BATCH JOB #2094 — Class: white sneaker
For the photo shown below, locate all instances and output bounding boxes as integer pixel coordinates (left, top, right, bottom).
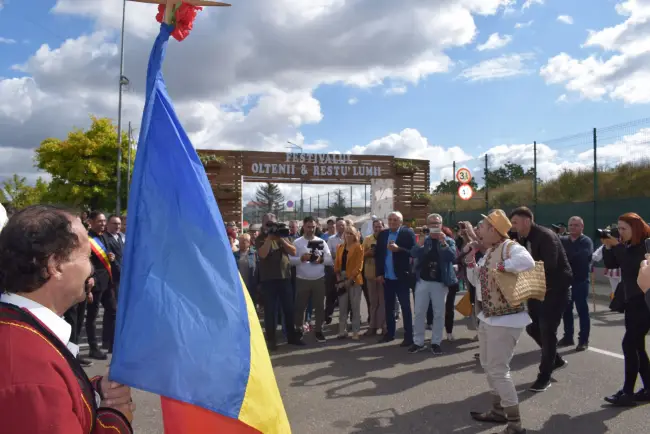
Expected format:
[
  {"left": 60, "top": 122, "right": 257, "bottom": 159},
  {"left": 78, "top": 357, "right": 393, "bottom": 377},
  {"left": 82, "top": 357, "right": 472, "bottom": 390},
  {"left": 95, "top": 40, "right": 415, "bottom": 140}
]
[{"left": 446, "top": 332, "right": 455, "bottom": 342}]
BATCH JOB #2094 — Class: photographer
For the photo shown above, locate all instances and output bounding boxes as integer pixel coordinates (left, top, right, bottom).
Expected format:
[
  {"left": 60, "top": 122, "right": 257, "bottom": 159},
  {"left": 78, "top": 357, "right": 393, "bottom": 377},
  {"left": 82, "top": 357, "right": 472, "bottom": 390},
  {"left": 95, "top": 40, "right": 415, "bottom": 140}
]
[
  {"left": 602, "top": 212, "right": 650, "bottom": 406},
  {"left": 255, "top": 213, "right": 302, "bottom": 350},
  {"left": 289, "top": 216, "right": 333, "bottom": 343},
  {"left": 409, "top": 214, "right": 458, "bottom": 355}
]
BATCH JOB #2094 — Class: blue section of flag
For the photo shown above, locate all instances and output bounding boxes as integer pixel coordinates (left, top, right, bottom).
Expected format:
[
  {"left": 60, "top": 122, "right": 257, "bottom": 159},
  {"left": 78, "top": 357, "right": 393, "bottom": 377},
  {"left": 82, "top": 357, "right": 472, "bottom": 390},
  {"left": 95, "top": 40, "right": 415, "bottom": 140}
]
[{"left": 110, "top": 23, "right": 251, "bottom": 419}]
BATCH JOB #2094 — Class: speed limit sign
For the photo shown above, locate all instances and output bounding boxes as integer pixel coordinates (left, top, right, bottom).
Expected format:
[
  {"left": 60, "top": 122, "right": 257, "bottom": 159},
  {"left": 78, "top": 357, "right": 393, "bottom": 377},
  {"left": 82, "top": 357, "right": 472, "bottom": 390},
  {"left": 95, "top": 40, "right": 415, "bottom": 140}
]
[
  {"left": 456, "top": 167, "right": 472, "bottom": 184},
  {"left": 458, "top": 184, "right": 474, "bottom": 201}
]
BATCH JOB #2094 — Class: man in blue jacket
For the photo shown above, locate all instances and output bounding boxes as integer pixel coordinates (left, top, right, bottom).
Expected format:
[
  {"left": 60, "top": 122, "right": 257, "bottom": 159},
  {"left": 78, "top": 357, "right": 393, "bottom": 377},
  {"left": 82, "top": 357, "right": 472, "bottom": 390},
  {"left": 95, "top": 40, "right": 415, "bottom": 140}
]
[
  {"left": 375, "top": 211, "right": 417, "bottom": 346},
  {"left": 559, "top": 216, "right": 594, "bottom": 352},
  {"left": 409, "top": 213, "right": 458, "bottom": 355}
]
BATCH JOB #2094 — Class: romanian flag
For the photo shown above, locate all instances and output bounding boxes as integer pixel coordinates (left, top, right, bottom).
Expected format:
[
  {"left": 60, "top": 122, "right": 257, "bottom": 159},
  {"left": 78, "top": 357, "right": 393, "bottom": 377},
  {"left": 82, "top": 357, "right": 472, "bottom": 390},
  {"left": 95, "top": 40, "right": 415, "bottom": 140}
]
[{"left": 110, "top": 23, "right": 290, "bottom": 433}]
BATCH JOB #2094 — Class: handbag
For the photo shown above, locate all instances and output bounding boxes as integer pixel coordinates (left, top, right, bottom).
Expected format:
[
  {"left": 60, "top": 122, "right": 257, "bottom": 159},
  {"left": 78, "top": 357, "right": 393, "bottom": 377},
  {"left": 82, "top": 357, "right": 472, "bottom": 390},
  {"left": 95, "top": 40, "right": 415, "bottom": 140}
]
[
  {"left": 455, "top": 291, "right": 473, "bottom": 317},
  {"left": 488, "top": 240, "right": 546, "bottom": 306}
]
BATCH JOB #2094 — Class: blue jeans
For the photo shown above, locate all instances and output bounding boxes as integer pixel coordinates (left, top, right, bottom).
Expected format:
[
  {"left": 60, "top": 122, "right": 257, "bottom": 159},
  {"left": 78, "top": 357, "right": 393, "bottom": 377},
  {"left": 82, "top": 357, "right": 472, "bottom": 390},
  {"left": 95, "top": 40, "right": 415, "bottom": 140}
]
[
  {"left": 414, "top": 280, "right": 448, "bottom": 346},
  {"left": 563, "top": 280, "right": 590, "bottom": 344},
  {"left": 384, "top": 278, "right": 413, "bottom": 342},
  {"left": 305, "top": 296, "right": 313, "bottom": 323},
  {"left": 264, "top": 279, "right": 296, "bottom": 342}
]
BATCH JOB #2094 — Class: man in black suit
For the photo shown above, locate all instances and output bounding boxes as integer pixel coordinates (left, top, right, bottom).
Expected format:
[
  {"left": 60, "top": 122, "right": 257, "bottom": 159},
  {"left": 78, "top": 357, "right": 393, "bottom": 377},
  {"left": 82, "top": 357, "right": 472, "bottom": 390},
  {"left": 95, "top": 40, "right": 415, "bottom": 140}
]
[
  {"left": 510, "top": 207, "right": 573, "bottom": 393},
  {"left": 375, "top": 211, "right": 417, "bottom": 346},
  {"left": 86, "top": 211, "right": 117, "bottom": 360},
  {"left": 105, "top": 215, "right": 124, "bottom": 294},
  {"left": 103, "top": 215, "right": 124, "bottom": 352}
]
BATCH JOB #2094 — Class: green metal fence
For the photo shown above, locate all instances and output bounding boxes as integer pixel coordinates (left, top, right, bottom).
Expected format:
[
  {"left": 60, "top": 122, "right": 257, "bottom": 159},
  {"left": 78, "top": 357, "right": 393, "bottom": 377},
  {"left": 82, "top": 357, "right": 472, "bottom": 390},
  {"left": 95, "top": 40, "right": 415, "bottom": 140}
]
[{"left": 437, "top": 117, "right": 650, "bottom": 234}]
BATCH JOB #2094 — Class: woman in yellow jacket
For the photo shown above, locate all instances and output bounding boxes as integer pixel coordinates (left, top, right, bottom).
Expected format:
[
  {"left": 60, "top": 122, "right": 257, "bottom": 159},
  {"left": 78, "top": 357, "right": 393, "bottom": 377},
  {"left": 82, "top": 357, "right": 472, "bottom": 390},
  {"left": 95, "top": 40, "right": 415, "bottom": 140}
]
[{"left": 334, "top": 226, "right": 364, "bottom": 340}]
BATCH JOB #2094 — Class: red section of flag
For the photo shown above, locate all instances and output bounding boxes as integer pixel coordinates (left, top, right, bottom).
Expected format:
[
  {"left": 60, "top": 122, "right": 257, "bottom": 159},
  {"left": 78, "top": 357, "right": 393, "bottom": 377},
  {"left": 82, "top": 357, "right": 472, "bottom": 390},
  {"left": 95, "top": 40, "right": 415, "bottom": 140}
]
[{"left": 161, "top": 397, "right": 262, "bottom": 434}]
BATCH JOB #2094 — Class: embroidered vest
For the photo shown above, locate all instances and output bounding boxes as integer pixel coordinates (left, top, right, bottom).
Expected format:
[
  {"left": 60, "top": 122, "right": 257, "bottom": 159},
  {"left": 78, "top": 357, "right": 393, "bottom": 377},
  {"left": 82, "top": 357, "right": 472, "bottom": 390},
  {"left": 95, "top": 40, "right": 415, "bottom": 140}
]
[
  {"left": 478, "top": 241, "right": 526, "bottom": 318},
  {"left": 0, "top": 303, "right": 98, "bottom": 428}
]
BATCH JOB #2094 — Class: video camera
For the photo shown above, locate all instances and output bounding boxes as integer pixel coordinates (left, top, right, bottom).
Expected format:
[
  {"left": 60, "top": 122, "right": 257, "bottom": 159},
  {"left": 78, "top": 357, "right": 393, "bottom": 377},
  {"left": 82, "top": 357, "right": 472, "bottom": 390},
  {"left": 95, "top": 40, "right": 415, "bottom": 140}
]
[
  {"left": 597, "top": 226, "right": 619, "bottom": 239},
  {"left": 266, "top": 221, "right": 291, "bottom": 238},
  {"left": 307, "top": 240, "right": 325, "bottom": 262}
]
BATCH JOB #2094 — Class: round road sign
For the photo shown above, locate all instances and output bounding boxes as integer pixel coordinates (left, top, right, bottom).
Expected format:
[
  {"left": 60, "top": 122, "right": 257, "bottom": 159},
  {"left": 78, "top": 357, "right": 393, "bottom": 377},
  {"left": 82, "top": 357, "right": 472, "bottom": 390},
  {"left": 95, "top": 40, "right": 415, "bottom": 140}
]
[
  {"left": 458, "top": 184, "right": 474, "bottom": 201},
  {"left": 287, "top": 200, "right": 294, "bottom": 208},
  {"left": 456, "top": 167, "right": 472, "bottom": 184}
]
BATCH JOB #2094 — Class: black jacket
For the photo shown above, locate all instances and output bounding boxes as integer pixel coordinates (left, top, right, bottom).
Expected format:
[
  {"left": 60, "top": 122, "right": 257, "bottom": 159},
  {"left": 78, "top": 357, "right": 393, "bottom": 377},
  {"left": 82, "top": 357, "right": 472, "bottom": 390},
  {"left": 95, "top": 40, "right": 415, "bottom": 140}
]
[
  {"left": 518, "top": 224, "right": 573, "bottom": 296},
  {"left": 105, "top": 232, "right": 124, "bottom": 285},
  {"left": 603, "top": 241, "right": 647, "bottom": 302},
  {"left": 374, "top": 226, "right": 416, "bottom": 280}
]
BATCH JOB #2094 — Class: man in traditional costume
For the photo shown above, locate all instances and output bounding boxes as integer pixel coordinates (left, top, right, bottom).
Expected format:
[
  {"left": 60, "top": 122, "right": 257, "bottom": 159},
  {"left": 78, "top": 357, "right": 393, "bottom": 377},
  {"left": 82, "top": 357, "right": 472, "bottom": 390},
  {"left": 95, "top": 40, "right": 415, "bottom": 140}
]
[
  {"left": 0, "top": 205, "right": 134, "bottom": 433},
  {"left": 463, "top": 210, "right": 535, "bottom": 434}
]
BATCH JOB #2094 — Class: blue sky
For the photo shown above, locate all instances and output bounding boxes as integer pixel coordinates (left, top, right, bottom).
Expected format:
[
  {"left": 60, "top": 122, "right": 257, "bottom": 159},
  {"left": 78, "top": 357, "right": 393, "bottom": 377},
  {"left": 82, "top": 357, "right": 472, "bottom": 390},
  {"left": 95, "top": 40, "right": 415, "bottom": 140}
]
[{"left": 1, "top": 0, "right": 649, "bottom": 205}]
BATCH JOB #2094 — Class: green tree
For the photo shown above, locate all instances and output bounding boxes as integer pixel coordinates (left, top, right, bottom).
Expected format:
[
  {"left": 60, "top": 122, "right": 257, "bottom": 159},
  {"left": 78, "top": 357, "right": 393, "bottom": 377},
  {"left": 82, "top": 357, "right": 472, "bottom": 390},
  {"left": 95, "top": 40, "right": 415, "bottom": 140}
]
[
  {"left": 484, "top": 161, "right": 535, "bottom": 190},
  {"left": 434, "top": 178, "right": 479, "bottom": 194},
  {"left": 0, "top": 174, "right": 49, "bottom": 209},
  {"left": 34, "top": 116, "right": 130, "bottom": 211},
  {"left": 327, "top": 189, "right": 350, "bottom": 216},
  {"left": 255, "top": 182, "right": 284, "bottom": 214}
]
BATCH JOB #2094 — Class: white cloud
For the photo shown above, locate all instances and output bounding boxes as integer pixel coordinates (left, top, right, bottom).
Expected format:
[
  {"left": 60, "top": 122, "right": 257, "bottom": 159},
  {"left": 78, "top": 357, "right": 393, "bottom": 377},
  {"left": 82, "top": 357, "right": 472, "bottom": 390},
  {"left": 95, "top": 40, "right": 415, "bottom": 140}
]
[
  {"left": 349, "top": 128, "right": 472, "bottom": 174},
  {"left": 540, "top": 0, "right": 650, "bottom": 103},
  {"left": 556, "top": 94, "right": 568, "bottom": 103},
  {"left": 0, "top": 0, "right": 515, "bottom": 170},
  {"left": 557, "top": 15, "right": 574, "bottom": 25},
  {"left": 0, "top": 37, "right": 15, "bottom": 44},
  {"left": 348, "top": 97, "right": 358, "bottom": 105},
  {"left": 515, "top": 20, "right": 534, "bottom": 29},
  {"left": 385, "top": 85, "right": 407, "bottom": 95},
  {"left": 522, "top": 0, "right": 544, "bottom": 10},
  {"left": 477, "top": 33, "right": 513, "bottom": 51},
  {"left": 577, "top": 127, "right": 650, "bottom": 166},
  {"left": 0, "top": 148, "right": 50, "bottom": 185},
  {"left": 459, "top": 53, "right": 534, "bottom": 81}
]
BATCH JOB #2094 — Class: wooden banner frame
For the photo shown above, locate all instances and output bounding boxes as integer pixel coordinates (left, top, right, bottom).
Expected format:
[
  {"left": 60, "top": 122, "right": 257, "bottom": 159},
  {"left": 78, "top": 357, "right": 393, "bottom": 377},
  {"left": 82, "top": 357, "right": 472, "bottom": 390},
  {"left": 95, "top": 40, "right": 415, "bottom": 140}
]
[{"left": 197, "top": 149, "right": 430, "bottom": 226}]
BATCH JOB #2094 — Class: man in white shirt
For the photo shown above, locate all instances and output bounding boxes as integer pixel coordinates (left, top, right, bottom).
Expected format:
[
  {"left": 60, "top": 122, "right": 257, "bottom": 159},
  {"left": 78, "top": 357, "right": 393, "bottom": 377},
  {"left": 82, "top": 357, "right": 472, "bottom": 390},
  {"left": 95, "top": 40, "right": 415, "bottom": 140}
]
[
  {"left": 290, "top": 216, "right": 333, "bottom": 342},
  {"left": 463, "top": 210, "right": 534, "bottom": 434}
]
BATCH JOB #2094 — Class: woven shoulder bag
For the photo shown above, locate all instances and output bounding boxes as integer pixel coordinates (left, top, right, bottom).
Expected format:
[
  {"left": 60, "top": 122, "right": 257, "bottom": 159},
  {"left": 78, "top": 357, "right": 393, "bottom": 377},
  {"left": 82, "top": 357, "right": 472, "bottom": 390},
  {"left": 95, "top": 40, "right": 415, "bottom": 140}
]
[{"left": 488, "top": 240, "right": 546, "bottom": 306}]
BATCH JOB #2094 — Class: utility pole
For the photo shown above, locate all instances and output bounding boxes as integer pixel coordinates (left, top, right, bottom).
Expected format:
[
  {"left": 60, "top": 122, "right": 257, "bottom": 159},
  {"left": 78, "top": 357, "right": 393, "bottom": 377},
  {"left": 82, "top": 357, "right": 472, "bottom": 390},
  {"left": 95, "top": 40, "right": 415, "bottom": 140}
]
[
  {"left": 115, "top": 0, "right": 129, "bottom": 216},
  {"left": 126, "top": 122, "right": 132, "bottom": 207}
]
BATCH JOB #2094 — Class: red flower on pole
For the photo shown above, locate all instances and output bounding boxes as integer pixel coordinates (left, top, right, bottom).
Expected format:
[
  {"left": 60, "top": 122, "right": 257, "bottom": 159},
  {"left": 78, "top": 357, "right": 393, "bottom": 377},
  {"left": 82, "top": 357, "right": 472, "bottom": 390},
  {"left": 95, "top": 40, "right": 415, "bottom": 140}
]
[{"left": 154, "top": 2, "right": 202, "bottom": 42}]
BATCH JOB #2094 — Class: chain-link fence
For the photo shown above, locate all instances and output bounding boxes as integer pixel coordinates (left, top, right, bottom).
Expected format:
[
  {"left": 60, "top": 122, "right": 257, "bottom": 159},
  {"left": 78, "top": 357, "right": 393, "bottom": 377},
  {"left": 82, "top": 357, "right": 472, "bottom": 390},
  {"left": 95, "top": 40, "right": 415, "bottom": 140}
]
[
  {"left": 440, "top": 117, "right": 650, "bottom": 237},
  {"left": 243, "top": 184, "right": 372, "bottom": 224}
]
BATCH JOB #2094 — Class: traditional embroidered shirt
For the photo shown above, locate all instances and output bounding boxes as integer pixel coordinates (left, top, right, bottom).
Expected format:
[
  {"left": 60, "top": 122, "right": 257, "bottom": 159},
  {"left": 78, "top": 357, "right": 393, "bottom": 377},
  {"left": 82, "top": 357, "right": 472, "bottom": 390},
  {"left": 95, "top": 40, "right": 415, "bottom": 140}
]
[{"left": 466, "top": 240, "right": 534, "bottom": 328}]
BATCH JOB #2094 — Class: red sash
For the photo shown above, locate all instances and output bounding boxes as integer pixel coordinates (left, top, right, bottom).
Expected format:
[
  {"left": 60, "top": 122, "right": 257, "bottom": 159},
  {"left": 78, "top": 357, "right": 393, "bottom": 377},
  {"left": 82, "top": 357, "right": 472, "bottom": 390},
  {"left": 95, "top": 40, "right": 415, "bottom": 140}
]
[{"left": 89, "top": 236, "right": 112, "bottom": 281}]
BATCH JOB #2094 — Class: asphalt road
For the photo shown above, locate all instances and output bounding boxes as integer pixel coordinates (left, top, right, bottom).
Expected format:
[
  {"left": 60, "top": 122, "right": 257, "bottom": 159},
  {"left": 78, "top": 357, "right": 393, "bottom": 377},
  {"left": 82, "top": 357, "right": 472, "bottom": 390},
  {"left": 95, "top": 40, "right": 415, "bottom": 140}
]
[{"left": 85, "top": 295, "right": 649, "bottom": 434}]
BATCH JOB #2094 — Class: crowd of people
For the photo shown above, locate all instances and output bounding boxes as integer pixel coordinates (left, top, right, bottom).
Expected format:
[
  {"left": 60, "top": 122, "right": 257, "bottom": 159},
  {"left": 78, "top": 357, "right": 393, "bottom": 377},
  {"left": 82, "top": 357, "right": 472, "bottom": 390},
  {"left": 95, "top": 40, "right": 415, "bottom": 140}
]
[
  {"left": 1, "top": 202, "right": 650, "bottom": 433},
  {"left": 231, "top": 207, "right": 650, "bottom": 434}
]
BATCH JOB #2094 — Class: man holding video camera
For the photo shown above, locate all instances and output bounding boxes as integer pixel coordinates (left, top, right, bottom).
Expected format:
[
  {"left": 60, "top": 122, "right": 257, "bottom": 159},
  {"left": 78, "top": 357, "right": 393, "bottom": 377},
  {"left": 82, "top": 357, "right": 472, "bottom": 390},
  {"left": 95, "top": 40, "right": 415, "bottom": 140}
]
[
  {"left": 256, "top": 213, "right": 302, "bottom": 350},
  {"left": 290, "top": 216, "right": 333, "bottom": 343}
]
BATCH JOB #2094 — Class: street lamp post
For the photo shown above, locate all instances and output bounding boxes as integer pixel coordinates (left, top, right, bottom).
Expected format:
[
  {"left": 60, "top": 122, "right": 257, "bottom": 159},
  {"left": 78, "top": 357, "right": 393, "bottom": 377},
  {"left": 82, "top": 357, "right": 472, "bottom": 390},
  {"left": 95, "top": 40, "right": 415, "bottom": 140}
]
[
  {"left": 286, "top": 141, "right": 303, "bottom": 220},
  {"left": 116, "top": 0, "right": 129, "bottom": 216}
]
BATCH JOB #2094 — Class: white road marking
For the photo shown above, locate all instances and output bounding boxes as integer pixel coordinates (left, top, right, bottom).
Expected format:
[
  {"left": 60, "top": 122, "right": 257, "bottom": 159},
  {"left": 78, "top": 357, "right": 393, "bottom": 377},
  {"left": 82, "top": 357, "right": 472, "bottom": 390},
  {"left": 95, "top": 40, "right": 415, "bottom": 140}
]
[{"left": 588, "top": 346, "right": 625, "bottom": 360}]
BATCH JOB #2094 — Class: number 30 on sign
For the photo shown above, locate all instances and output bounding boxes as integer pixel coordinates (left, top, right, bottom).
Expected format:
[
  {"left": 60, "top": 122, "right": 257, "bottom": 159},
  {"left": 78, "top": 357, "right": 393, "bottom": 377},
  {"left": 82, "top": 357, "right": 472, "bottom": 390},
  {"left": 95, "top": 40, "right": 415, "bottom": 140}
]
[
  {"left": 456, "top": 167, "right": 472, "bottom": 184},
  {"left": 458, "top": 184, "right": 474, "bottom": 201}
]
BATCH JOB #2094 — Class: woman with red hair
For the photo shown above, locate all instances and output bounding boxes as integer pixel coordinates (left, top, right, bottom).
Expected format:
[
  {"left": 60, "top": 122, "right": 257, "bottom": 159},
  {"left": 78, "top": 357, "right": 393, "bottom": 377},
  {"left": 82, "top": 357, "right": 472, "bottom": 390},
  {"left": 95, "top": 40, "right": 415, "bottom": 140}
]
[{"left": 602, "top": 212, "right": 650, "bottom": 406}]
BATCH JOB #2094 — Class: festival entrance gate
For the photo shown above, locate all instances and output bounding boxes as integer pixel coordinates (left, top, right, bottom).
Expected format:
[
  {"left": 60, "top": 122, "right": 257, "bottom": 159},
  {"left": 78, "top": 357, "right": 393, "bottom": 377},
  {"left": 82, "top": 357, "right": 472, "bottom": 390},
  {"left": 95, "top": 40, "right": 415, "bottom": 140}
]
[{"left": 197, "top": 150, "right": 430, "bottom": 227}]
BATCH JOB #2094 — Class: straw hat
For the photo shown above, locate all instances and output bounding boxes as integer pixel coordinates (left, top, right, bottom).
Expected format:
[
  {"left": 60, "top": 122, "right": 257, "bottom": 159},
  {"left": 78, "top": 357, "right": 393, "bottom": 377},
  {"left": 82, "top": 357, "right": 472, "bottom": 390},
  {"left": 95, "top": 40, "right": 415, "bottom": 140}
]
[{"left": 481, "top": 209, "right": 512, "bottom": 238}]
